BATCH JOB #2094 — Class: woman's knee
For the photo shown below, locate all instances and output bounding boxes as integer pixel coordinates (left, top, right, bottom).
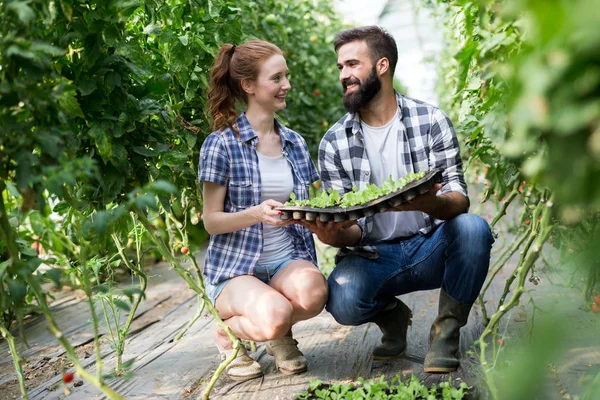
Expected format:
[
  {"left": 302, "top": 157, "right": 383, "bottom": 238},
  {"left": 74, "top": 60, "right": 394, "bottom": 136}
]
[
  {"left": 260, "top": 300, "right": 294, "bottom": 340},
  {"left": 291, "top": 273, "right": 328, "bottom": 316}
]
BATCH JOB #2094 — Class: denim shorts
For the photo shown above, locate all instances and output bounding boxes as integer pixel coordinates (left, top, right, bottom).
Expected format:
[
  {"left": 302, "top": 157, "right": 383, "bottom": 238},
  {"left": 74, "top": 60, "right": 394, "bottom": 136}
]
[{"left": 205, "top": 256, "right": 295, "bottom": 306}]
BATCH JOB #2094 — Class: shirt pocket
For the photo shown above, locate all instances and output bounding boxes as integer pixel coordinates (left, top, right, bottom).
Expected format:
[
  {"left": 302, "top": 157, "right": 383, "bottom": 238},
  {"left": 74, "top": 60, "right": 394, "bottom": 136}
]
[{"left": 228, "top": 178, "right": 253, "bottom": 210}]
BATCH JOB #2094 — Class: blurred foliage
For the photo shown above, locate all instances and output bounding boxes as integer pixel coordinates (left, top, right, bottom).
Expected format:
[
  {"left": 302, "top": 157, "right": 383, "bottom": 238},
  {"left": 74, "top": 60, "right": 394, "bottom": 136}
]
[{"left": 430, "top": 0, "right": 600, "bottom": 398}]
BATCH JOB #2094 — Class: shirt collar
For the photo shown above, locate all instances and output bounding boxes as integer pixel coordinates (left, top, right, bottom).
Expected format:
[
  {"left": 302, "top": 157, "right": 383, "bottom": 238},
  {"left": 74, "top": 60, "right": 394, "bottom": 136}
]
[
  {"left": 346, "top": 91, "right": 404, "bottom": 136},
  {"left": 235, "top": 112, "right": 294, "bottom": 147}
]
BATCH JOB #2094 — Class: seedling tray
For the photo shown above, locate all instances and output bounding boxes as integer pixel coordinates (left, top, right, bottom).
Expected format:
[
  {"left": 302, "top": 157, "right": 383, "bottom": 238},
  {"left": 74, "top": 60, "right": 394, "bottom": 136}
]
[{"left": 277, "top": 168, "right": 443, "bottom": 222}]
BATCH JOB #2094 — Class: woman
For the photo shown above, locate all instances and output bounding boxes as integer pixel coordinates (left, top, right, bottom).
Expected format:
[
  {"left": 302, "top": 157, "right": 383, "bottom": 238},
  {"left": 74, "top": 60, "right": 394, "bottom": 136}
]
[{"left": 198, "top": 41, "right": 328, "bottom": 381}]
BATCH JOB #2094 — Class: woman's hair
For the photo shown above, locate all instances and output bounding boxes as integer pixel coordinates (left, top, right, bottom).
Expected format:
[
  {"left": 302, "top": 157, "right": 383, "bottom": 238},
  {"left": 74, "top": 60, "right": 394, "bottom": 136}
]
[{"left": 207, "top": 40, "right": 283, "bottom": 133}]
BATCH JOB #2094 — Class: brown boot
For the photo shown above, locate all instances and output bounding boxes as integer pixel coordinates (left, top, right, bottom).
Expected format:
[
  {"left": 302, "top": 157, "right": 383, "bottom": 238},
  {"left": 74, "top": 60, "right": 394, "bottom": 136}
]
[
  {"left": 266, "top": 336, "right": 307, "bottom": 374},
  {"left": 423, "top": 290, "right": 472, "bottom": 373},
  {"left": 372, "top": 298, "right": 413, "bottom": 360}
]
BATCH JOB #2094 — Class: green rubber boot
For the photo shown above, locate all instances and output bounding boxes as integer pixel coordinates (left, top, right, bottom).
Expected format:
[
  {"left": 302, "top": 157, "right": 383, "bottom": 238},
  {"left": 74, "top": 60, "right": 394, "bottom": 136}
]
[
  {"left": 423, "top": 290, "right": 472, "bottom": 373},
  {"left": 372, "top": 298, "right": 413, "bottom": 360}
]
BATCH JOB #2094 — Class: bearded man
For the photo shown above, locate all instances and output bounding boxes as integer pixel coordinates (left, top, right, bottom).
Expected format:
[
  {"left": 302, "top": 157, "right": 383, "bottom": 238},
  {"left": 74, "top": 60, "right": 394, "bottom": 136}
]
[{"left": 300, "top": 26, "right": 494, "bottom": 373}]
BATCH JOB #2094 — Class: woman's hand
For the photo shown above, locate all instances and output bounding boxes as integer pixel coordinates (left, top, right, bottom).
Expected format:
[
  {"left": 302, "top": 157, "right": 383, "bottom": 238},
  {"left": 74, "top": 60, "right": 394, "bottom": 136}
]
[{"left": 245, "top": 199, "right": 293, "bottom": 227}]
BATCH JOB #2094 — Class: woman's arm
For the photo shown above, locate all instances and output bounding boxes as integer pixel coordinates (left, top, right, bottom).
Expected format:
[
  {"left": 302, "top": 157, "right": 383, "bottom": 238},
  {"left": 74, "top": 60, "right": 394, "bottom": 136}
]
[{"left": 202, "top": 181, "right": 292, "bottom": 235}]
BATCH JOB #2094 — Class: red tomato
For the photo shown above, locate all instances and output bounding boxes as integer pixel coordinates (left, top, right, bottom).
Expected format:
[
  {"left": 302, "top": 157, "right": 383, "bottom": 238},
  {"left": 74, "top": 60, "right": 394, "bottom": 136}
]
[
  {"left": 181, "top": 247, "right": 189, "bottom": 255},
  {"left": 63, "top": 372, "right": 74, "bottom": 383}
]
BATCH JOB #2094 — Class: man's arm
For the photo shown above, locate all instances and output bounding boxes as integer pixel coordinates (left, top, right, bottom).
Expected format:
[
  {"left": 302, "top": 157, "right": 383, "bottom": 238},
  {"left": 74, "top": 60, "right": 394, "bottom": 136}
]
[{"left": 299, "top": 219, "right": 361, "bottom": 248}]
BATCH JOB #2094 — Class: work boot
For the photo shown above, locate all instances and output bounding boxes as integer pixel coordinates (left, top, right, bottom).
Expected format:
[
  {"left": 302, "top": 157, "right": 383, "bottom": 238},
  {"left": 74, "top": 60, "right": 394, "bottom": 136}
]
[
  {"left": 219, "top": 346, "right": 263, "bottom": 381},
  {"left": 266, "top": 336, "right": 308, "bottom": 374},
  {"left": 424, "top": 290, "right": 472, "bottom": 373},
  {"left": 372, "top": 298, "right": 413, "bottom": 360}
]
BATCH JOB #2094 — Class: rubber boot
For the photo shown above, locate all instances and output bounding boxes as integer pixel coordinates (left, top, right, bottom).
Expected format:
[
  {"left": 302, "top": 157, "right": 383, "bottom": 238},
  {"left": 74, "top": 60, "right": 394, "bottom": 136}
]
[
  {"left": 423, "top": 290, "right": 472, "bottom": 373},
  {"left": 372, "top": 298, "right": 413, "bottom": 360}
]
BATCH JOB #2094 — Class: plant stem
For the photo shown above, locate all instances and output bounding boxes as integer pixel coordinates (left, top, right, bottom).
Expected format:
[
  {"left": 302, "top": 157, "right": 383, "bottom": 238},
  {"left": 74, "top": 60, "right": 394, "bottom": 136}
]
[
  {"left": 489, "top": 183, "right": 519, "bottom": 228},
  {"left": 111, "top": 233, "right": 148, "bottom": 374},
  {"left": 202, "top": 346, "right": 240, "bottom": 400},
  {"left": 26, "top": 276, "right": 125, "bottom": 399},
  {"left": 0, "top": 323, "right": 28, "bottom": 400},
  {"left": 133, "top": 207, "right": 240, "bottom": 397},
  {"left": 174, "top": 296, "right": 205, "bottom": 341},
  {"left": 479, "top": 192, "right": 554, "bottom": 400},
  {"left": 79, "top": 267, "right": 104, "bottom": 382}
]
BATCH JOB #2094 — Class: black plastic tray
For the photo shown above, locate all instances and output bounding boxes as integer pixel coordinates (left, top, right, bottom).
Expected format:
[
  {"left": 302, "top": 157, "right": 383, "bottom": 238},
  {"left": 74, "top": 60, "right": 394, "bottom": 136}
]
[{"left": 276, "top": 168, "right": 443, "bottom": 222}]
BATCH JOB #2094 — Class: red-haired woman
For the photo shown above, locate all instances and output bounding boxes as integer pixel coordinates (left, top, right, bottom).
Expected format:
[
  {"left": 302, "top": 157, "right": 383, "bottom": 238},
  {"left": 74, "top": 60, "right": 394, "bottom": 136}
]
[{"left": 198, "top": 41, "right": 328, "bottom": 381}]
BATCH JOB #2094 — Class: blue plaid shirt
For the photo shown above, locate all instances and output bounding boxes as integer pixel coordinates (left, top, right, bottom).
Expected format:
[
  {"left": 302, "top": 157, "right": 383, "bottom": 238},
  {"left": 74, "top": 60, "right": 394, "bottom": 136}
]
[
  {"left": 198, "top": 113, "right": 319, "bottom": 285},
  {"left": 318, "top": 92, "right": 468, "bottom": 259}
]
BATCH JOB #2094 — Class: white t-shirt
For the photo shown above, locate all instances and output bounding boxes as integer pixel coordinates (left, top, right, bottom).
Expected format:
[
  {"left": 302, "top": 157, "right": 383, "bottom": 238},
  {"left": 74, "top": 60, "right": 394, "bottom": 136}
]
[
  {"left": 256, "top": 151, "right": 294, "bottom": 262},
  {"left": 361, "top": 110, "right": 426, "bottom": 241}
]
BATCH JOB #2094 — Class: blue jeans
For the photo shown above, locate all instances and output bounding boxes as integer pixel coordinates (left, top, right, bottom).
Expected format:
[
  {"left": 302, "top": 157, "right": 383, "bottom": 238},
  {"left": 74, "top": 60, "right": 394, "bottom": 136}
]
[{"left": 326, "top": 214, "right": 494, "bottom": 326}]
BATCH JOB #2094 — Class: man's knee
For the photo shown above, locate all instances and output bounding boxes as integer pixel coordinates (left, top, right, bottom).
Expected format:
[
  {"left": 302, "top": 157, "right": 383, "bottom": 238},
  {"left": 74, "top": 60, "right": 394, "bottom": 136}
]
[
  {"left": 449, "top": 213, "right": 494, "bottom": 251},
  {"left": 326, "top": 270, "right": 373, "bottom": 326}
]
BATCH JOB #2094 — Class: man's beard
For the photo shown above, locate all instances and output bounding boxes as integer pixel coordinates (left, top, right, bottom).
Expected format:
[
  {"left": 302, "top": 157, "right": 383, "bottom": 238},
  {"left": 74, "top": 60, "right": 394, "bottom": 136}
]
[{"left": 342, "top": 66, "right": 382, "bottom": 113}]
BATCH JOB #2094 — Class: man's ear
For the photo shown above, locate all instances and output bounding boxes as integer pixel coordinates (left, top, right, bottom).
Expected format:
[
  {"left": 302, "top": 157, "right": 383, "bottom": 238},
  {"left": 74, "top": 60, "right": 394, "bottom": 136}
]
[
  {"left": 377, "top": 58, "right": 390, "bottom": 77},
  {"left": 241, "top": 79, "right": 254, "bottom": 95}
]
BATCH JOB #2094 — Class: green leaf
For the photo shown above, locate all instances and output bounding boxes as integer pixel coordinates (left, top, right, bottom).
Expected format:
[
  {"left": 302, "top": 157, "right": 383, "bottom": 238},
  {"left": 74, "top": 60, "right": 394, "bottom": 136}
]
[
  {"left": 8, "top": 280, "right": 27, "bottom": 305},
  {"left": 161, "top": 151, "right": 189, "bottom": 167},
  {"left": 52, "top": 201, "right": 70, "bottom": 214},
  {"left": 133, "top": 146, "right": 157, "bottom": 157},
  {"left": 178, "top": 34, "right": 189, "bottom": 46},
  {"left": 114, "top": 298, "right": 131, "bottom": 311},
  {"left": 151, "top": 180, "right": 178, "bottom": 194},
  {"left": 143, "top": 24, "right": 162, "bottom": 35},
  {"left": 0, "top": 260, "right": 10, "bottom": 279},
  {"left": 122, "top": 287, "right": 145, "bottom": 301},
  {"left": 58, "top": 91, "right": 85, "bottom": 118},
  {"left": 93, "top": 211, "right": 111, "bottom": 238},
  {"left": 105, "top": 71, "right": 122, "bottom": 91},
  {"left": 44, "top": 268, "right": 63, "bottom": 288},
  {"left": 60, "top": 0, "right": 73, "bottom": 21},
  {"left": 79, "top": 79, "right": 98, "bottom": 96},
  {"left": 7, "top": 1, "right": 35, "bottom": 25}
]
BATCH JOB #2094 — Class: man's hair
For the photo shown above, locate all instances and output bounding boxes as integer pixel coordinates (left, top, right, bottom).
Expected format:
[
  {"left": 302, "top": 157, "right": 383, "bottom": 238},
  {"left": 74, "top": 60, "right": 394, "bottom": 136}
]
[{"left": 334, "top": 26, "right": 398, "bottom": 76}]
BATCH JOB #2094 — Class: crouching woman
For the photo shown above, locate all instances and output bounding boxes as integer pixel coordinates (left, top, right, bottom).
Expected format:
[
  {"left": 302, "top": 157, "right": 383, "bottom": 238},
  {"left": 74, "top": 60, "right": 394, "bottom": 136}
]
[{"left": 198, "top": 40, "right": 328, "bottom": 381}]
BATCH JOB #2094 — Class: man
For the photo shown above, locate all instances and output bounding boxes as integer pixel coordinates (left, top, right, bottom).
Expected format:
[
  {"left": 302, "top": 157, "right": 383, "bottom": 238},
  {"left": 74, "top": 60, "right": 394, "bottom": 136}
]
[{"left": 301, "top": 26, "right": 494, "bottom": 373}]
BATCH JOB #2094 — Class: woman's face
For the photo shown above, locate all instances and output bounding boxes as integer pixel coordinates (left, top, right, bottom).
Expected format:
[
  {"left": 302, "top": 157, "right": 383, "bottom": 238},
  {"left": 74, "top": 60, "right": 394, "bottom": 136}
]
[{"left": 247, "top": 54, "right": 291, "bottom": 112}]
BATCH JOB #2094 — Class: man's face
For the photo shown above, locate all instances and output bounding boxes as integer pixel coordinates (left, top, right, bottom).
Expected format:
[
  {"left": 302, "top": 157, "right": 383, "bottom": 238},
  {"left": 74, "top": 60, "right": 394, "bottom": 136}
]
[{"left": 336, "top": 40, "right": 382, "bottom": 113}]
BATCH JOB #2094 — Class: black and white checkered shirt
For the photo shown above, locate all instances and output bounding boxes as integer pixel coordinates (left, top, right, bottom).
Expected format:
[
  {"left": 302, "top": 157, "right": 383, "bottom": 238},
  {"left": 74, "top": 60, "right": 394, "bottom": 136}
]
[{"left": 318, "top": 92, "right": 468, "bottom": 258}]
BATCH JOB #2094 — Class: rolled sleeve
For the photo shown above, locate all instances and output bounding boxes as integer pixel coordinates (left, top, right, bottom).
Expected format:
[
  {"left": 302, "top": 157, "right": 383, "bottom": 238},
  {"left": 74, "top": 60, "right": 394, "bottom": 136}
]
[
  {"left": 429, "top": 109, "right": 468, "bottom": 200},
  {"left": 198, "top": 133, "right": 229, "bottom": 187},
  {"left": 318, "top": 137, "right": 347, "bottom": 193}
]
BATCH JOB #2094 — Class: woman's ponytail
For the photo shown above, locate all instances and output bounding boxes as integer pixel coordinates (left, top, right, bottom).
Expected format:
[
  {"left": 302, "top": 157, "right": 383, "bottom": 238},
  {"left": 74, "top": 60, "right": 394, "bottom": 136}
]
[{"left": 207, "top": 44, "right": 238, "bottom": 133}]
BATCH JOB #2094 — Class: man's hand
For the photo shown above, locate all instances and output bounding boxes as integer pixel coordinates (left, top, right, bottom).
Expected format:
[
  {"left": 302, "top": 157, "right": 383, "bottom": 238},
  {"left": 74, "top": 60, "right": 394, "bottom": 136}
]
[
  {"left": 298, "top": 218, "right": 360, "bottom": 248},
  {"left": 388, "top": 183, "right": 468, "bottom": 220},
  {"left": 388, "top": 183, "right": 442, "bottom": 213}
]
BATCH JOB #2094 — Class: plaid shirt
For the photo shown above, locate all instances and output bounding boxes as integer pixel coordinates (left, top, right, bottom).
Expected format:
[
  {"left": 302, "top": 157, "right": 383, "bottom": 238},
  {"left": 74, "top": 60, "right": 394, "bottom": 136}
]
[
  {"left": 198, "top": 113, "right": 319, "bottom": 285},
  {"left": 318, "top": 92, "right": 468, "bottom": 259}
]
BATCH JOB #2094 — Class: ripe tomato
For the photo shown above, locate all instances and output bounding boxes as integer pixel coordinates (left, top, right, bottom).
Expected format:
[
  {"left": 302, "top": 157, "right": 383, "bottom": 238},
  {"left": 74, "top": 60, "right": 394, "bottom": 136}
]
[
  {"left": 313, "top": 90, "right": 321, "bottom": 96},
  {"left": 497, "top": 338, "right": 504, "bottom": 346},
  {"left": 63, "top": 372, "right": 74, "bottom": 383},
  {"left": 592, "top": 303, "right": 600, "bottom": 314},
  {"left": 181, "top": 247, "right": 189, "bottom": 255},
  {"left": 593, "top": 295, "right": 600, "bottom": 305},
  {"left": 524, "top": 219, "right": 531, "bottom": 225}
]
